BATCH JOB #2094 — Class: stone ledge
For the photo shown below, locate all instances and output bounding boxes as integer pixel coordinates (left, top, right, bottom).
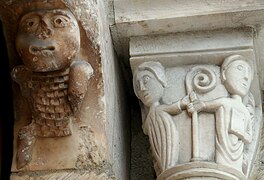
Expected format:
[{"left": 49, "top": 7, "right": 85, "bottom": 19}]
[
  {"left": 10, "top": 170, "right": 115, "bottom": 180},
  {"left": 111, "top": 1, "right": 264, "bottom": 57}
]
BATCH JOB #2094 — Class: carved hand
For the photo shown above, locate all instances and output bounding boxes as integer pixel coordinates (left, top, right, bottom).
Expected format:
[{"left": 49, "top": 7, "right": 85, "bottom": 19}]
[
  {"left": 180, "top": 95, "right": 190, "bottom": 108},
  {"left": 189, "top": 91, "right": 198, "bottom": 102},
  {"left": 187, "top": 101, "right": 205, "bottom": 115}
]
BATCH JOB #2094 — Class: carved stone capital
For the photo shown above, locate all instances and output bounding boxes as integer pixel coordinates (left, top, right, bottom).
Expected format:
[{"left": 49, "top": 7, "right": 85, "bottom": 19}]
[{"left": 130, "top": 29, "right": 262, "bottom": 180}]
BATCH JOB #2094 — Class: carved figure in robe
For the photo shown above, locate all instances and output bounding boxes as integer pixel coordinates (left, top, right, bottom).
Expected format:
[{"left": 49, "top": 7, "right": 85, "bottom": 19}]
[
  {"left": 187, "top": 55, "right": 254, "bottom": 174},
  {"left": 12, "top": 8, "right": 93, "bottom": 169},
  {"left": 133, "top": 61, "right": 189, "bottom": 175}
]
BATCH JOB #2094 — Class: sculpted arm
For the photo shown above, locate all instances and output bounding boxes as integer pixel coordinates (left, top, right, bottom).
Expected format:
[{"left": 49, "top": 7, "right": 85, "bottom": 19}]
[
  {"left": 158, "top": 95, "right": 190, "bottom": 115},
  {"left": 68, "top": 60, "right": 93, "bottom": 112},
  {"left": 187, "top": 98, "right": 225, "bottom": 114},
  {"left": 203, "top": 99, "right": 225, "bottom": 112},
  {"left": 11, "top": 65, "right": 31, "bottom": 97}
]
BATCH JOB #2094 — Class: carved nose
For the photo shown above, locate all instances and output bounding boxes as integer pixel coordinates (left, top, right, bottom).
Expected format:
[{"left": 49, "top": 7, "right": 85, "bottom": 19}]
[
  {"left": 139, "top": 81, "right": 146, "bottom": 91},
  {"left": 35, "top": 20, "right": 53, "bottom": 39},
  {"left": 244, "top": 68, "right": 250, "bottom": 81}
]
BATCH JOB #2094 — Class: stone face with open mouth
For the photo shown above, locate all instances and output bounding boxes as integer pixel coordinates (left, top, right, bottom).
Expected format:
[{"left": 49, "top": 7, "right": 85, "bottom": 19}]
[
  {"left": 16, "top": 9, "right": 80, "bottom": 72},
  {"left": 12, "top": 8, "right": 93, "bottom": 170}
]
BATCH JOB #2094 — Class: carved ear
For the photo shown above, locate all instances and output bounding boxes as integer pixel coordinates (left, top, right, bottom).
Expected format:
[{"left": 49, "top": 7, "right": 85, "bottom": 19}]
[
  {"left": 221, "top": 69, "right": 226, "bottom": 82},
  {"left": 132, "top": 70, "right": 140, "bottom": 98},
  {"left": 251, "top": 71, "right": 254, "bottom": 81}
]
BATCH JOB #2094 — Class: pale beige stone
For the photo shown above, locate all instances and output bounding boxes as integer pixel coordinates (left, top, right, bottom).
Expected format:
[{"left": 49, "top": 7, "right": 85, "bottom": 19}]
[{"left": 131, "top": 29, "right": 262, "bottom": 179}]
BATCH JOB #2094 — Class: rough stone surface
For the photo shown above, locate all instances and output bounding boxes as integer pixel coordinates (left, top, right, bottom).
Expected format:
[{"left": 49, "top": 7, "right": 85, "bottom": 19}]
[
  {"left": 98, "top": 0, "right": 130, "bottom": 179},
  {"left": 10, "top": 170, "right": 116, "bottom": 180},
  {"left": 63, "top": 0, "right": 99, "bottom": 47}
]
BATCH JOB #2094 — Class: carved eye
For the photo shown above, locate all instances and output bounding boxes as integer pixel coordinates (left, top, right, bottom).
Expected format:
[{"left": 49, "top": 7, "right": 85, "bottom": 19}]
[
  {"left": 136, "top": 82, "right": 140, "bottom": 90},
  {"left": 237, "top": 65, "right": 243, "bottom": 71},
  {"left": 53, "top": 15, "right": 70, "bottom": 28},
  {"left": 20, "top": 17, "right": 39, "bottom": 31},
  {"left": 143, "top": 75, "right": 151, "bottom": 84},
  {"left": 27, "top": 21, "right": 34, "bottom": 27}
]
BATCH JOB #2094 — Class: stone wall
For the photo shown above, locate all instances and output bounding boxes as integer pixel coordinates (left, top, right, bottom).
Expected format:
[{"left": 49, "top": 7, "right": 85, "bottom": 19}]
[{"left": 98, "top": 0, "right": 130, "bottom": 179}]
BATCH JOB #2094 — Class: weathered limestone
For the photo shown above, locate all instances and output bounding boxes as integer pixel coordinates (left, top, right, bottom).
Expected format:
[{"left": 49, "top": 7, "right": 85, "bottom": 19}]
[
  {"left": 10, "top": 171, "right": 115, "bottom": 180},
  {"left": 0, "top": 0, "right": 129, "bottom": 179},
  {"left": 97, "top": 0, "right": 130, "bottom": 179},
  {"left": 131, "top": 29, "right": 262, "bottom": 179},
  {"left": 12, "top": 8, "right": 93, "bottom": 169}
]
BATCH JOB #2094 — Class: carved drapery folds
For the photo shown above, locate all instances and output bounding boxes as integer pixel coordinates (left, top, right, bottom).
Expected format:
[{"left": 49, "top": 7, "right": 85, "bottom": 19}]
[{"left": 132, "top": 54, "right": 261, "bottom": 180}]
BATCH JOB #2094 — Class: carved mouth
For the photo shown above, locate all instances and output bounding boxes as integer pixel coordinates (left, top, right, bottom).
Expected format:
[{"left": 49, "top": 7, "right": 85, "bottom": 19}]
[
  {"left": 143, "top": 93, "right": 149, "bottom": 98},
  {"left": 241, "top": 82, "right": 247, "bottom": 87},
  {"left": 29, "top": 45, "right": 55, "bottom": 55}
]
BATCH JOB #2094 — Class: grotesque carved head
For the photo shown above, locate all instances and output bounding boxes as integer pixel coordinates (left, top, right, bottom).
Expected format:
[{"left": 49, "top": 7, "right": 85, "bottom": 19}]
[
  {"left": 16, "top": 9, "right": 80, "bottom": 72},
  {"left": 133, "top": 62, "right": 167, "bottom": 107},
  {"left": 221, "top": 55, "right": 253, "bottom": 97}
]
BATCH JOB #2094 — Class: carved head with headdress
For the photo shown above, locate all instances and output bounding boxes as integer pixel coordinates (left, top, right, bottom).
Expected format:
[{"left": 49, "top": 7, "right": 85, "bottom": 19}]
[
  {"left": 133, "top": 61, "right": 167, "bottom": 107},
  {"left": 221, "top": 55, "right": 253, "bottom": 97}
]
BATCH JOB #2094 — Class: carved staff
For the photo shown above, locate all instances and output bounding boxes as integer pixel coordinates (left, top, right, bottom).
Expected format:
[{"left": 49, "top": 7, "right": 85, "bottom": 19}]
[{"left": 185, "top": 66, "right": 216, "bottom": 161}]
